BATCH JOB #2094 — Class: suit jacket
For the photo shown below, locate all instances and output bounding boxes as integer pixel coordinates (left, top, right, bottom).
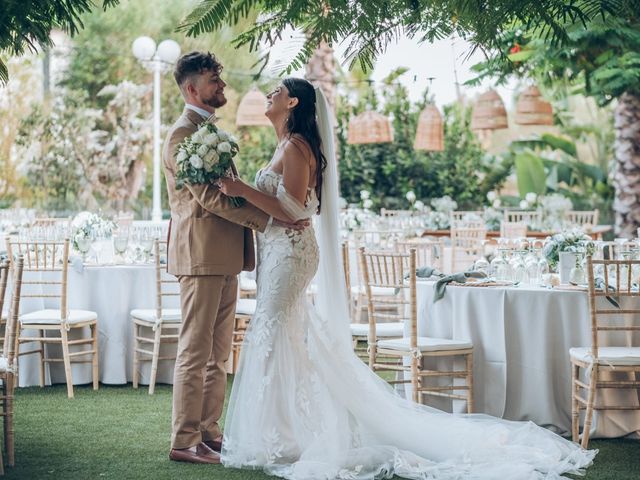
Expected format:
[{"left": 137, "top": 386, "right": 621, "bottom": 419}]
[{"left": 162, "top": 107, "right": 269, "bottom": 276}]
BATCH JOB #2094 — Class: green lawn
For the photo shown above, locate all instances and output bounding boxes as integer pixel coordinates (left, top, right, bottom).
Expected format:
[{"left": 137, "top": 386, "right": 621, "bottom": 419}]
[{"left": 3, "top": 383, "right": 639, "bottom": 479}]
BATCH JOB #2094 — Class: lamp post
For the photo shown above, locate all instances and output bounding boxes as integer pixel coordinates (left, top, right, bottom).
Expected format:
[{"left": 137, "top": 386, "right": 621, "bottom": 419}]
[{"left": 132, "top": 36, "right": 181, "bottom": 222}]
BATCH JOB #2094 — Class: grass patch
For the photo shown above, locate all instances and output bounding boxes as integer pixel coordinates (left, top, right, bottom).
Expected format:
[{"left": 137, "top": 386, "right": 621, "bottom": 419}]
[{"left": 4, "top": 383, "right": 639, "bottom": 479}]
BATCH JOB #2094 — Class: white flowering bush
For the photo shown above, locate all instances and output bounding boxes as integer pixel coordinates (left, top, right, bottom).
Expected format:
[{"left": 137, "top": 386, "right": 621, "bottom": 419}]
[
  {"left": 175, "top": 123, "right": 243, "bottom": 206},
  {"left": 483, "top": 207, "right": 503, "bottom": 231},
  {"left": 71, "top": 211, "right": 114, "bottom": 251},
  {"left": 542, "top": 228, "right": 595, "bottom": 270},
  {"left": 540, "top": 193, "right": 573, "bottom": 230},
  {"left": 340, "top": 208, "right": 375, "bottom": 231},
  {"left": 424, "top": 196, "right": 458, "bottom": 230}
]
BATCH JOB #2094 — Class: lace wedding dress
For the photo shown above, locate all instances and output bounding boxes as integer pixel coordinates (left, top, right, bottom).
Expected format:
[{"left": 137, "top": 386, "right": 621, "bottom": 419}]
[{"left": 221, "top": 90, "right": 596, "bottom": 479}]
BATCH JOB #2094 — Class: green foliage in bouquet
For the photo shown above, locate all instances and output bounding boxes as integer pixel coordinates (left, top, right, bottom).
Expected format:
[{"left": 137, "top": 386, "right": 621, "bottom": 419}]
[{"left": 542, "top": 229, "right": 596, "bottom": 270}]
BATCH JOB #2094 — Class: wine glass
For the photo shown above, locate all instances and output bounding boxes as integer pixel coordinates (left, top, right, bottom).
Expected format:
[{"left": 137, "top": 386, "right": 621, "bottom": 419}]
[
  {"left": 76, "top": 233, "right": 93, "bottom": 262},
  {"left": 112, "top": 229, "right": 129, "bottom": 263}
]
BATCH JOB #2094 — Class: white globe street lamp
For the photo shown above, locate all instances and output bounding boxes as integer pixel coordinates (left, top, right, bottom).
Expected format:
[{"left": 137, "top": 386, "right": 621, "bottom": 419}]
[{"left": 132, "top": 36, "right": 181, "bottom": 222}]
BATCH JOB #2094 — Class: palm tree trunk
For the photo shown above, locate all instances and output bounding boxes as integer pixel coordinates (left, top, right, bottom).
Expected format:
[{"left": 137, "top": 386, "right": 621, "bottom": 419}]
[{"left": 613, "top": 91, "right": 640, "bottom": 237}]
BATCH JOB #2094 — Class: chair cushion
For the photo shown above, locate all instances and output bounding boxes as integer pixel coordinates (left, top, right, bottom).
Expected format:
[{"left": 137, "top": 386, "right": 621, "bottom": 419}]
[
  {"left": 236, "top": 299, "right": 256, "bottom": 316},
  {"left": 350, "top": 322, "right": 404, "bottom": 337},
  {"left": 20, "top": 309, "right": 97, "bottom": 325},
  {"left": 352, "top": 286, "right": 397, "bottom": 296},
  {"left": 378, "top": 336, "right": 473, "bottom": 352},
  {"left": 239, "top": 277, "right": 257, "bottom": 291},
  {"left": 569, "top": 347, "right": 640, "bottom": 366},
  {"left": 130, "top": 308, "right": 182, "bottom": 323}
]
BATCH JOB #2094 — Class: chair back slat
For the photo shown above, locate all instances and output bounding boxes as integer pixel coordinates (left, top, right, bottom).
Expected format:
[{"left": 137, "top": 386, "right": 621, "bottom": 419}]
[
  {"left": 0, "top": 259, "right": 8, "bottom": 320},
  {"left": 566, "top": 209, "right": 599, "bottom": 228},
  {"left": 450, "top": 211, "right": 484, "bottom": 228},
  {"left": 503, "top": 210, "right": 542, "bottom": 226},
  {"left": 3, "top": 257, "right": 24, "bottom": 364},
  {"left": 450, "top": 226, "right": 486, "bottom": 273},
  {"left": 586, "top": 256, "right": 640, "bottom": 359},
  {"left": 6, "top": 238, "right": 70, "bottom": 319},
  {"left": 154, "top": 240, "right": 179, "bottom": 318}
]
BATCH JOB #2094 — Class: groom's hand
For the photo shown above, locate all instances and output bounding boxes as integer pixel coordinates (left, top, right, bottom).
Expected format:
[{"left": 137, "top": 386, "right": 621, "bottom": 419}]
[{"left": 273, "top": 218, "right": 310, "bottom": 231}]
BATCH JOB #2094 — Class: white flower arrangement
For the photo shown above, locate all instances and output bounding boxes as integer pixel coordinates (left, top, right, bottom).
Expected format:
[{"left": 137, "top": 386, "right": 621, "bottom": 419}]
[
  {"left": 340, "top": 208, "right": 374, "bottom": 231},
  {"left": 542, "top": 228, "right": 595, "bottom": 270},
  {"left": 486, "top": 191, "right": 498, "bottom": 202},
  {"left": 540, "top": 193, "right": 573, "bottom": 231},
  {"left": 424, "top": 196, "right": 458, "bottom": 230},
  {"left": 483, "top": 207, "right": 502, "bottom": 231},
  {"left": 175, "top": 123, "right": 243, "bottom": 207},
  {"left": 71, "top": 211, "right": 114, "bottom": 251},
  {"left": 405, "top": 190, "right": 417, "bottom": 205}
]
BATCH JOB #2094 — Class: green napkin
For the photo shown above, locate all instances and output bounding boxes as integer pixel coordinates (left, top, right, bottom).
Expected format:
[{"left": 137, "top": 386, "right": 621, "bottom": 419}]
[{"left": 433, "top": 271, "right": 488, "bottom": 303}]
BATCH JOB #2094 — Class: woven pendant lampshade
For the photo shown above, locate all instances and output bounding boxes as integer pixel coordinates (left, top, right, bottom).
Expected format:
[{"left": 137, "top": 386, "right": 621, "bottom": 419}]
[
  {"left": 515, "top": 85, "right": 553, "bottom": 125},
  {"left": 236, "top": 87, "right": 271, "bottom": 127},
  {"left": 347, "top": 110, "right": 393, "bottom": 144},
  {"left": 414, "top": 104, "right": 444, "bottom": 151},
  {"left": 470, "top": 89, "right": 508, "bottom": 131}
]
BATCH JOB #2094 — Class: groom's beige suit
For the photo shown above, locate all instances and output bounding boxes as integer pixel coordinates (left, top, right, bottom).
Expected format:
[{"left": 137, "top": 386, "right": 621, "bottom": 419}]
[{"left": 163, "top": 107, "right": 269, "bottom": 449}]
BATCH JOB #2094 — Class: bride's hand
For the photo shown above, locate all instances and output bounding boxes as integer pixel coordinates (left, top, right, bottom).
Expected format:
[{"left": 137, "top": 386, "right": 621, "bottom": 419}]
[{"left": 217, "top": 176, "right": 247, "bottom": 197}]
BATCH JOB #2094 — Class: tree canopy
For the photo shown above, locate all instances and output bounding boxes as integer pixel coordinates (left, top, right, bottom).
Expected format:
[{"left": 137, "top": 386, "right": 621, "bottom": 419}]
[
  {"left": 178, "top": 0, "right": 640, "bottom": 74},
  {"left": 0, "top": 0, "right": 119, "bottom": 83}
]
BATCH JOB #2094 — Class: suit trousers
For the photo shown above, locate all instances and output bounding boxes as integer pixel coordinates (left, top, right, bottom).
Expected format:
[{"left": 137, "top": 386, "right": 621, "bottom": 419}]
[{"left": 171, "top": 274, "right": 237, "bottom": 449}]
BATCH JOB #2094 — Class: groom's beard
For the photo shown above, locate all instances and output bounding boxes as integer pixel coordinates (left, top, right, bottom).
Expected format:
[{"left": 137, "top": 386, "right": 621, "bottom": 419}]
[{"left": 204, "top": 93, "right": 227, "bottom": 109}]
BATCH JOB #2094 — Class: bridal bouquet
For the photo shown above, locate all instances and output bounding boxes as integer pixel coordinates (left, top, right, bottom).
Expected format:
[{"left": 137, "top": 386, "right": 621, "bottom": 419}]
[{"left": 174, "top": 123, "right": 244, "bottom": 207}]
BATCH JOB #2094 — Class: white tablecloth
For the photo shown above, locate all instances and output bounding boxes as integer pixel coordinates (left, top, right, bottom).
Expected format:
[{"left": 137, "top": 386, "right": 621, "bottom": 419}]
[
  {"left": 414, "top": 280, "right": 640, "bottom": 438},
  {"left": 17, "top": 265, "right": 180, "bottom": 387}
]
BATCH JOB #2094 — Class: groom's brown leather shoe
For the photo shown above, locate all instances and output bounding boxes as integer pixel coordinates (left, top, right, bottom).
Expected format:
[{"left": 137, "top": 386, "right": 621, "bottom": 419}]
[
  {"left": 204, "top": 436, "right": 223, "bottom": 453},
  {"left": 169, "top": 442, "right": 221, "bottom": 464}
]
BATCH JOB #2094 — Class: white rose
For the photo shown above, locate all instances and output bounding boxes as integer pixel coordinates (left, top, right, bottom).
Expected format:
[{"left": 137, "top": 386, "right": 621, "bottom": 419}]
[
  {"left": 338, "top": 197, "right": 348, "bottom": 209},
  {"left": 197, "top": 144, "right": 209, "bottom": 157},
  {"left": 525, "top": 192, "right": 537, "bottom": 204},
  {"left": 217, "top": 130, "right": 229, "bottom": 141},
  {"left": 176, "top": 150, "right": 187, "bottom": 163},
  {"left": 217, "top": 141, "right": 231, "bottom": 153},
  {"left": 205, "top": 150, "right": 219, "bottom": 165},
  {"left": 519, "top": 200, "right": 529, "bottom": 209},
  {"left": 360, "top": 190, "right": 370, "bottom": 200},
  {"left": 229, "top": 134, "right": 238, "bottom": 143},
  {"left": 492, "top": 199, "right": 501, "bottom": 208},
  {"left": 414, "top": 200, "right": 425, "bottom": 211},
  {"left": 487, "top": 191, "right": 497, "bottom": 202},
  {"left": 191, "top": 131, "right": 204, "bottom": 143},
  {"left": 363, "top": 199, "right": 373, "bottom": 209},
  {"left": 405, "top": 190, "right": 417, "bottom": 204},
  {"left": 204, "top": 133, "right": 218, "bottom": 146},
  {"left": 189, "top": 154, "right": 204, "bottom": 169}
]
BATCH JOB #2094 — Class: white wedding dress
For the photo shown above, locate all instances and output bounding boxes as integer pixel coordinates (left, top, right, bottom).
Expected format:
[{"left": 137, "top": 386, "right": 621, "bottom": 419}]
[{"left": 221, "top": 90, "right": 596, "bottom": 479}]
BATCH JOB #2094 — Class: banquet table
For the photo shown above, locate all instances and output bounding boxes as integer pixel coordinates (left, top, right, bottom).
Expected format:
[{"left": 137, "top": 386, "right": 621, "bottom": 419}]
[
  {"left": 412, "top": 280, "right": 640, "bottom": 438},
  {"left": 17, "top": 264, "right": 180, "bottom": 388}
]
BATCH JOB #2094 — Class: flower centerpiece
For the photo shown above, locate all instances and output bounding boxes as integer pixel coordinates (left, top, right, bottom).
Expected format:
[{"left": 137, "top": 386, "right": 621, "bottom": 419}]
[
  {"left": 483, "top": 207, "right": 502, "bottom": 231},
  {"left": 71, "top": 211, "right": 115, "bottom": 251},
  {"left": 425, "top": 195, "right": 457, "bottom": 230},
  {"left": 540, "top": 193, "right": 573, "bottom": 231},
  {"left": 542, "top": 228, "right": 595, "bottom": 271},
  {"left": 174, "top": 123, "right": 244, "bottom": 207}
]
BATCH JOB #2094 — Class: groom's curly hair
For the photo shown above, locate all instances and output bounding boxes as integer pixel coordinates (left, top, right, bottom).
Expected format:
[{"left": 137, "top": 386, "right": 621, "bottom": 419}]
[{"left": 173, "top": 51, "right": 223, "bottom": 87}]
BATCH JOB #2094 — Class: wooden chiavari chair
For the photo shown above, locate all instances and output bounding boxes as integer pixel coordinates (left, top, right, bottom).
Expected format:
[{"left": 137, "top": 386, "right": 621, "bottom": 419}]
[
  {"left": 503, "top": 210, "right": 542, "bottom": 227},
  {"left": 566, "top": 210, "right": 599, "bottom": 229},
  {"left": 449, "top": 211, "right": 484, "bottom": 228},
  {"left": 500, "top": 221, "right": 528, "bottom": 239},
  {"left": 449, "top": 226, "right": 486, "bottom": 273},
  {"left": 231, "top": 298, "right": 256, "bottom": 374},
  {"left": 359, "top": 248, "right": 474, "bottom": 411},
  {"left": 131, "top": 240, "right": 181, "bottom": 394},
  {"left": 0, "top": 257, "right": 23, "bottom": 471},
  {"left": 380, "top": 208, "right": 412, "bottom": 218},
  {"left": 570, "top": 256, "right": 640, "bottom": 448},
  {"left": 0, "top": 259, "right": 8, "bottom": 356},
  {"left": 345, "top": 242, "right": 403, "bottom": 360},
  {"left": 6, "top": 238, "right": 98, "bottom": 399},
  {"left": 395, "top": 238, "right": 445, "bottom": 272}
]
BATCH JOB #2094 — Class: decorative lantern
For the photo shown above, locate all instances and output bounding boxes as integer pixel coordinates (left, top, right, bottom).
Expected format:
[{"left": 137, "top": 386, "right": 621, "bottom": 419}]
[
  {"left": 236, "top": 87, "right": 271, "bottom": 127},
  {"left": 347, "top": 110, "right": 393, "bottom": 144},
  {"left": 515, "top": 85, "right": 553, "bottom": 126},
  {"left": 414, "top": 104, "right": 444, "bottom": 151},
  {"left": 470, "top": 89, "right": 508, "bottom": 131}
]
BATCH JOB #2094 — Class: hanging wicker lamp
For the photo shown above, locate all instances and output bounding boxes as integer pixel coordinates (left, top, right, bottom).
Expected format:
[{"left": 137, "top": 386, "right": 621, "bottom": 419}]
[
  {"left": 515, "top": 85, "right": 553, "bottom": 125},
  {"left": 236, "top": 87, "right": 271, "bottom": 127},
  {"left": 470, "top": 89, "right": 508, "bottom": 131},
  {"left": 414, "top": 104, "right": 444, "bottom": 151},
  {"left": 347, "top": 110, "right": 393, "bottom": 144}
]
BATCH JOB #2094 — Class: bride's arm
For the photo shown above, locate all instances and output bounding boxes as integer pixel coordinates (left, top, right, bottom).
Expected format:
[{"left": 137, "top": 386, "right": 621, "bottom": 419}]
[{"left": 218, "top": 142, "right": 310, "bottom": 222}]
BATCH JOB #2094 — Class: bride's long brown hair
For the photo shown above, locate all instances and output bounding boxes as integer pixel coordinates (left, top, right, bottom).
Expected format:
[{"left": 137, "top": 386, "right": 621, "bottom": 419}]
[{"left": 282, "top": 78, "right": 327, "bottom": 213}]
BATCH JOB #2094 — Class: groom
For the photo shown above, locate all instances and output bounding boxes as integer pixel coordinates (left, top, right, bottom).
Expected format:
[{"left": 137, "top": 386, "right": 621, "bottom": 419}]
[{"left": 163, "top": 51, "right": 291, "bottom": 464}]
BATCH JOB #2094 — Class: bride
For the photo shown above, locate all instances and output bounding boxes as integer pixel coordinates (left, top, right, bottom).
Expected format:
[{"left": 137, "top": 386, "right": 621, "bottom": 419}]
[{"left": 217, "top": 78, "right": 596, "bottom": 479}]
